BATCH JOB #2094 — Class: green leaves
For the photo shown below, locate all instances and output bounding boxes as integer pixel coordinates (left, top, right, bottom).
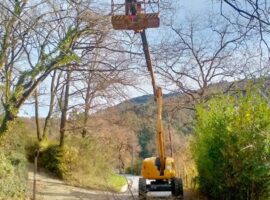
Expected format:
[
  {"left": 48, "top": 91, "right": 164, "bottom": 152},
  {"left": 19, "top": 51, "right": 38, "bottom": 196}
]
[
  {"left": 56, "top": 53, "right": 80, "bottom": 67},
  {"left": 193, "top": 89, "right": 270, "bottom": 199},
  {"left": 0, "top": 120, "right": 27, "bottom": 199}
]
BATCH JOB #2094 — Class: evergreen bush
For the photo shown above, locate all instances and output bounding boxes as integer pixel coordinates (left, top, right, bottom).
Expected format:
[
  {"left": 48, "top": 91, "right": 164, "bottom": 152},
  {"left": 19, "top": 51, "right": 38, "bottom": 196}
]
[{"left": 193, "top": 91, "right": 270, "bottom": 199}]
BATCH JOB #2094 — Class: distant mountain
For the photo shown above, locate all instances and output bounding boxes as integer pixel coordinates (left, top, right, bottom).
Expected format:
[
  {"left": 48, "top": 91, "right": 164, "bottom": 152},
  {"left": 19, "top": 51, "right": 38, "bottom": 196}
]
[
  {"left": 129, "top": 94, "right": 152, "bottom": 105},
  {"left": 121, "top": 92, "right": 181, "bottom": 106}
]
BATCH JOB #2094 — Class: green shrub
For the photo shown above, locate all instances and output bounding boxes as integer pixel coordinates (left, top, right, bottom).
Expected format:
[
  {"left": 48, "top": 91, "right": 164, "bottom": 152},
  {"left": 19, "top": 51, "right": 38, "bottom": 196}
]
[
  {"left": 192, "top": 91, "right": 270, "bottom": 200},
  {"left": 0, "top": 120, "right": 28, "bottom": 200},
  {"left": 64, "top": 136, "right": 126, "bottom": 191},
  {"left": 38, "top": 144, "right": 78, "bottom": 179},
  {"left": 125, "top": 159, "right": 142, "bottom": 175},
  {"left": 28, "top": 135, "right": 126, "bottom": 192},
  {"left": 25, "top": 137, "right": 39, "bottom": 162},
  {"left": 106, "top": 173, "right": 127, "bottom": 192}
]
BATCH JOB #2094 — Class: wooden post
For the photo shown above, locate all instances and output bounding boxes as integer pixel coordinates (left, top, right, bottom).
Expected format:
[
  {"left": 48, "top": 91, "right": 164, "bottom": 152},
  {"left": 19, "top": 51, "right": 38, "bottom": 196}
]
[{"left": 33, "top": 150, "right": 39, "bottom": 200}]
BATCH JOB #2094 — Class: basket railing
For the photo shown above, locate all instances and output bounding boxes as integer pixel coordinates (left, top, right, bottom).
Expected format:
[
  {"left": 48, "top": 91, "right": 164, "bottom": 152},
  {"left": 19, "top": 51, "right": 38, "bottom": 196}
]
[{"left": 111, "top": 0, "right": 160, "bottom": 15}]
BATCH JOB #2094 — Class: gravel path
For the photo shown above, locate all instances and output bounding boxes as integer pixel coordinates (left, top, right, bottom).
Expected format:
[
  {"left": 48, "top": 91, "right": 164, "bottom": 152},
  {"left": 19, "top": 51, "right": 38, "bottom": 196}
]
[{"left": 27, "top": 164, "right": 206, "bottom": 200}]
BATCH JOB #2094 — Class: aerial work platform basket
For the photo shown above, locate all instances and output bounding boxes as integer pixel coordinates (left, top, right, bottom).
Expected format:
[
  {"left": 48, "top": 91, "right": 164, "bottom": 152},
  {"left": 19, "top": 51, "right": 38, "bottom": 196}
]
[{"left": 111, "top": 0, "right": 160, "bottom": 31}]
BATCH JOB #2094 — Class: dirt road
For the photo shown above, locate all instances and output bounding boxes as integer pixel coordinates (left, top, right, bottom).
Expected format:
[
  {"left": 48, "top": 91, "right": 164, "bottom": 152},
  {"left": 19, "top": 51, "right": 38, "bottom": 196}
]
[{"left": 27, "top": 165, "right": 205, "bottom": 200}]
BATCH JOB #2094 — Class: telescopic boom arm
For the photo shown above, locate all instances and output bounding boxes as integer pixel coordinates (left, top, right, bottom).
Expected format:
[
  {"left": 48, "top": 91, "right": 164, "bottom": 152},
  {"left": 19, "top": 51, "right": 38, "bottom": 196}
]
[
  {"left": 140, "top": 30, "right": 157, "bottom": 98},
  {"left": 140, "top": 30, "right": 166, "bottom": 174}
]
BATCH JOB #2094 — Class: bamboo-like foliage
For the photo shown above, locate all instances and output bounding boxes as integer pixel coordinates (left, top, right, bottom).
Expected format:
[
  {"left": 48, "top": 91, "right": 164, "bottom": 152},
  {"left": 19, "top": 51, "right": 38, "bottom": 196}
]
[{"left": 193, "top": 86, "right": 270, "bottom": 199}]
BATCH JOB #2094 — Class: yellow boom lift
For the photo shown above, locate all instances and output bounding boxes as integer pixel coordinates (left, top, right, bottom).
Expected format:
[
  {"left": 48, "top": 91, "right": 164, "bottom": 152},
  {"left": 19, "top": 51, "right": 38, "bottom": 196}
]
[{"left": 111, "top": 1, "right": 183, "bottom": 199}]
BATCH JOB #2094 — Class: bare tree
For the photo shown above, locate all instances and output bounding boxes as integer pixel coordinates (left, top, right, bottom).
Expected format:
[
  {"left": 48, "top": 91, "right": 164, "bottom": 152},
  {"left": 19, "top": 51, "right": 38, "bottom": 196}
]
[
  {"left": 219, "top": 0, "right": 270, "bottom": 52},
  {"left": 66, "top": 52, "right": 136, "bottom": 137},
  {"left": 220, "top": 0, "right": 270, "bottom": 26},
  {"left": 0, "top": 0, "right": 115, "bottom": 133},
  {"left": 154, "top": 15, "right": 245, "bottom": 104},
  {"left": 54, "top": 26, "right": 138, "bottom": 138}
]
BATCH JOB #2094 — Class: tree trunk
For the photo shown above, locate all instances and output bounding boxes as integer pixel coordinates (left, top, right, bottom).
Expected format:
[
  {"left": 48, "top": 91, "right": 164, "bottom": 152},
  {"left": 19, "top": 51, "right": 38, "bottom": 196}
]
[
  {"left": 82, "top": 76, "right": 92, "bottom": 138},
  {"left": 82, "top": 112, "right": 88, "bottom": 138},
  {"left": 34, "top": 89, "right": 42, "bottom": 141},
  {"left": 42, "top": 70, "right": 58, "bottom": 140},
  {"left": 0, "top": 109, "right": 16, "bottom": 134},
  {"left": 81, "top": 70, "right": 98, "bottom": 138},
  {"left": 59, "top": 70, "right": 71, "bottom": 147}
]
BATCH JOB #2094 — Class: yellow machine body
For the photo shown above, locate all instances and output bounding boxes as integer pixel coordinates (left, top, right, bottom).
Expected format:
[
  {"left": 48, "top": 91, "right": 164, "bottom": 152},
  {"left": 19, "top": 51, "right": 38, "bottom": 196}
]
[{"left": 142, "top": 157, "right": 176, "bottom": 180}]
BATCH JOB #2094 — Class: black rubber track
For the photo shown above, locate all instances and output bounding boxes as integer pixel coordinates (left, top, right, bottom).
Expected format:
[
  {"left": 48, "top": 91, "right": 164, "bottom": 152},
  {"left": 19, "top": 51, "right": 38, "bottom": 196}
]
[
  {"left": 171, "top": 178, "right": 184, "bottom": 200},
  {"left": 139, "top": 178, "right": 147, "bottom": 200}
]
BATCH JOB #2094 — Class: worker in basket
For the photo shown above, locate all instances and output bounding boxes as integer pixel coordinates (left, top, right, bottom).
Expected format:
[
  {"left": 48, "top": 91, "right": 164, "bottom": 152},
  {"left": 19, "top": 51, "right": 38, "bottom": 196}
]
[{"left": 125, "top": 0, "right": 141, "bottom": 16}]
